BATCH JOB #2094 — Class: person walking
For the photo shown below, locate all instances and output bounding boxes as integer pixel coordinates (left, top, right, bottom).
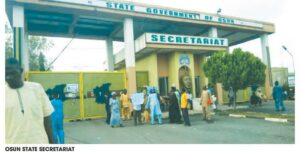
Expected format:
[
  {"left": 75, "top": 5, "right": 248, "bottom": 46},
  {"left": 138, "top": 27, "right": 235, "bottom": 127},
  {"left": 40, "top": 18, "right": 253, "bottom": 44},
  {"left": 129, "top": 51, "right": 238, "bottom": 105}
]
[
  {"left": 109, "top": 92, "right": 124, "bottom": 128},
  {"left": 272, "top": 81, "right": 286, "bottom": 111},
  {"left": 146, "top": 88, "right": 163, "bottom": 125},
  {"left": 50, "top": 92, "right": 65, "bottom": 144},
  {"left": 5, "top": 58, "right": 54, "bottom": 144},
  {"left": 104, "top": 91, "right": 111, "bottom": 125},
  {"left": 181, "top": 88, "right": 191, "bottom": 126},
  {"left": 168, "top": 86, "right": 182, "bottom": 124},
  {"left": 200, "top": 86, "right": 213, "bottom": 123},
  {"left": 131, "top": 92, "right": 143, "bottom": 126},
  {"left": 228, "top": 86, "right": 235, "bottom": 107},
  {"left": 187, "top": 89, "right": 193, "bottom": 110},
  {"left": 120, "top": 89, "right": 131, "bottom": 120}
]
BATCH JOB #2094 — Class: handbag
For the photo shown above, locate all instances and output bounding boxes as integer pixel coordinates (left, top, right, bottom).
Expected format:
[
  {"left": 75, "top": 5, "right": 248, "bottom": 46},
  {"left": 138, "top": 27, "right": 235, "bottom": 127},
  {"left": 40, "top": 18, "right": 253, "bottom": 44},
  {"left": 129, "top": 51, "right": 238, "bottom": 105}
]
[
  {"left": 207, "top": 98, "right": 212, "bottom": 105},
  {"left": 207, "top": 93, "right": 212, "bottom": 105}
]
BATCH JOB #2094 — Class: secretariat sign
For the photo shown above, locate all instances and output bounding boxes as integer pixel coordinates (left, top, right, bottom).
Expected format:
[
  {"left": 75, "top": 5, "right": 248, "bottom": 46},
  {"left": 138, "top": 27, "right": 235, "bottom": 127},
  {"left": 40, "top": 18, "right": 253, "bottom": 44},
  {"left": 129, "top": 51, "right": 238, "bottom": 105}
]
[
  {"left": 50, "top": 0, "right": 263, "bottom": 28},
  {"left": 145, "top": 33, "right": 228, "bottom": 47}
]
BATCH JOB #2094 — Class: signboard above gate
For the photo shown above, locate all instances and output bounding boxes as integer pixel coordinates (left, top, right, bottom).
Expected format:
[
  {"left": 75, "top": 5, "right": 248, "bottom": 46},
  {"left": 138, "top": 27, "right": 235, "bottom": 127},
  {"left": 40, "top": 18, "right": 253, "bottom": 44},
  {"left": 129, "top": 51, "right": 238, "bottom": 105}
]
[
  {"left": 145, "top": 33, "right": 228, "bottom": 47},
  {"left": 49, "top": 0, "right": 263, "bottom": 28}
]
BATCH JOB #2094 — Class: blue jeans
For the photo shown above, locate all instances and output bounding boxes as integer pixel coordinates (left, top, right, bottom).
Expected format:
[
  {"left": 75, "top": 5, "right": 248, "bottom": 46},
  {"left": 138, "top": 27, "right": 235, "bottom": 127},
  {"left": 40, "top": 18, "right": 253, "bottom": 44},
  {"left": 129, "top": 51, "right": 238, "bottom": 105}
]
[{"left": 274, "top": 98, "right": 286, "bottom": 111}]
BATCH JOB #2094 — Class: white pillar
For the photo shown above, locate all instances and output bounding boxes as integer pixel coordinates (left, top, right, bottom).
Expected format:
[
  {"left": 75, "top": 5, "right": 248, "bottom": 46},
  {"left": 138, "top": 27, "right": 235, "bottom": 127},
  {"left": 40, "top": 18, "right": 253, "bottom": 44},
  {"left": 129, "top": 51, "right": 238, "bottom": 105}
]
[
  {"left": 23, "top": 31, "right": 29, "bottom": 72},
  {"left": 105, "top": 38, "right": 114, "bottom": 71},
  {"left": 123, "top": 18, "right": 137, "bottom": 94},
  {"left": 260, "top": 34, "right": 272, "bottom": 99},
  {"left": 208, "top": 27, "right": 224, "bottom": 104},
  {"left": 12, "top": 6, "right": 26, "bottom": 68},
  {"left": 205, "top": 27, "right": 218, "bottom": 85},
  {"left": 208, "top": 27, "right": 218, "bottom": 38}
]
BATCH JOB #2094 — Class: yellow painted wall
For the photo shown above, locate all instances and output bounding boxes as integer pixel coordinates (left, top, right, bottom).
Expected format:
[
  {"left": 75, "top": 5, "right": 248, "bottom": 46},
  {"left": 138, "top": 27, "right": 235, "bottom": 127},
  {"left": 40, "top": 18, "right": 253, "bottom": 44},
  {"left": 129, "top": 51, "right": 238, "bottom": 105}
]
[
  {"left": 157, "top": 54, "right": 169, "bottom": 77},
  {"left": 168, "top": 52, "right": 196, "bottom": 96},
  {"left": 136, "top": 52, "right": 158, "bottom": 87},
  {"left": 168, "top": 52, "right": 179, "bottom": 89},
  {"left": 194, "top": 55, "right": 200, "bottom": 76},
  {"left": 197, "top": 56, "right": 207, "bottom": 92}
]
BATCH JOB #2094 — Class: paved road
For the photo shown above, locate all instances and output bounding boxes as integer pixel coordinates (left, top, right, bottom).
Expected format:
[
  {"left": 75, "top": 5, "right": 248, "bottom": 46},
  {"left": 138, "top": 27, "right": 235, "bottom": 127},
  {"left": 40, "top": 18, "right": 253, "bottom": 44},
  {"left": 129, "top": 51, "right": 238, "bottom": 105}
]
[
  {"left": 239, "top": 100, "right": 295, "bottom": 115},
  {"left": 64, "top": 114, "right": 294, "bottom": 144}
]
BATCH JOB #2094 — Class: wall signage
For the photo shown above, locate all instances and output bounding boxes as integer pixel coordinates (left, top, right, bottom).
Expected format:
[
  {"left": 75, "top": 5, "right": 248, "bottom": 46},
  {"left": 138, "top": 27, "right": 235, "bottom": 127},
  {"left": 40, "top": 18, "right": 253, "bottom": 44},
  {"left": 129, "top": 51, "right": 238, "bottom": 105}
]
[
  {"left": 49, "top": 0, "right": 263, "bottom": 28},
  {"left": 179, "top": 55, "right": 190, "bottom": 66},
  {"left": 145, "top": 33, "right": 228, "bottom": 47}
]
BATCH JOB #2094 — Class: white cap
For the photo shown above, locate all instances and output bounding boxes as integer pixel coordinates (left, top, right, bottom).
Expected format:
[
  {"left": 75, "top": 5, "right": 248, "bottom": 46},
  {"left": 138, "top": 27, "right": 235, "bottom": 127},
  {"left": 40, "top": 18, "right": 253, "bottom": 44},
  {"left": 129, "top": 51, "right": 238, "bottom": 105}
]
[
  {"left": 171, "top": 83, "right": 176, "bottom": 87},
  {"left": 111, "top": 92, "right": 116, "bottom": 95}
]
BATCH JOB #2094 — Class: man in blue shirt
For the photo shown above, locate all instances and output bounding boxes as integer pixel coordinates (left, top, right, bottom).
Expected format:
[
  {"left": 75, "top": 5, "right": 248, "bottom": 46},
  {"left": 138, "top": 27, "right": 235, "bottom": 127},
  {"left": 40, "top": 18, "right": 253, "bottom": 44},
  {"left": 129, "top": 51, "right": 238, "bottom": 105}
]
[{"left": 272, "top": 81, "right": 286, "bottom": 112}]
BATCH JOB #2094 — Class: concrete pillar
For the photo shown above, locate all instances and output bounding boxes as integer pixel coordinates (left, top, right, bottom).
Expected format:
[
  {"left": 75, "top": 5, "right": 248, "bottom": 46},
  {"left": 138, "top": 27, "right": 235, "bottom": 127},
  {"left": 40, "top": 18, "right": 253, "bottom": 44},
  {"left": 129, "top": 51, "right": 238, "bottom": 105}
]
[
  {"left": 23, "top": 31, "right": 29, "bottom": 72},
  {"left": 205, "top": 27, "right": 218, "bottom": 85},
  {"left": 105, "top": 38, "right": 114, "bottom": 71},
  {"left": 207, "top": 27, "right": 224, "bottom": 104},
  {"left": 260, "top": 34, "right": 272, "bottom": 99},
  {"left": 12, "top": 6, "right": 27, "bottom": 69},
  {"left": 208, "top": 27, "right": 218, "bottom": 38},
  {"left": 124, "top": 18, "right": 137, "bottom": 95},
  {"left": 207, "top": 27, "right": 224, "bottom": 103}
]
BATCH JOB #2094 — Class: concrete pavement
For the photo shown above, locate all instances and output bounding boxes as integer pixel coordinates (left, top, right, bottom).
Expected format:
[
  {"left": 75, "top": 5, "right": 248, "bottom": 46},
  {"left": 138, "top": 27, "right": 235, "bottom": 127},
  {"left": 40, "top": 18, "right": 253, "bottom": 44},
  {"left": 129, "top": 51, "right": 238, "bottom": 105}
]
[
  {"left": 64, "top": 115, "right": 294, "bottom": 144},
  {"left": 62, "top": 99, "right": 295, "bottom": 144}
]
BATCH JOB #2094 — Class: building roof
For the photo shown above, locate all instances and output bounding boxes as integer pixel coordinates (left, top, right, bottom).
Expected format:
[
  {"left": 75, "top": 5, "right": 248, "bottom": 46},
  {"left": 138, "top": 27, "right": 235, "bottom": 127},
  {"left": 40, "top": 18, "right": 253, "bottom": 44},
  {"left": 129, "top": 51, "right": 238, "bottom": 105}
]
[{"left": 6, "top": 0, "right": 275, "bottom": 46}]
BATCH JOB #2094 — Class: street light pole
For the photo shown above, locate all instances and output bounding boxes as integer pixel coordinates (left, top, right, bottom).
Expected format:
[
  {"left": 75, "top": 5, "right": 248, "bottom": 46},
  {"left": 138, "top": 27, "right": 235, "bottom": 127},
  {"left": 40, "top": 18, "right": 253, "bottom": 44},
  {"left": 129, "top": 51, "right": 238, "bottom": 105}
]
[{"left": 282, "top": 45, "right": 295, "bottom": 73}]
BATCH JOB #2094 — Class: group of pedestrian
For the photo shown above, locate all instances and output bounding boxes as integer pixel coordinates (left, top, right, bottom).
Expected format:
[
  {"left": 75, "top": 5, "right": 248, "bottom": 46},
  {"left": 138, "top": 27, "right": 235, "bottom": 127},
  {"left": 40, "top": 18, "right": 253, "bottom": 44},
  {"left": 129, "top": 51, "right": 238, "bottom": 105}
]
[
  {"left": 168, "top": 84, "right": 216, "bottom": 127},
  {"left": 5, "top": 57, "right": 287, "bottom": 144}
]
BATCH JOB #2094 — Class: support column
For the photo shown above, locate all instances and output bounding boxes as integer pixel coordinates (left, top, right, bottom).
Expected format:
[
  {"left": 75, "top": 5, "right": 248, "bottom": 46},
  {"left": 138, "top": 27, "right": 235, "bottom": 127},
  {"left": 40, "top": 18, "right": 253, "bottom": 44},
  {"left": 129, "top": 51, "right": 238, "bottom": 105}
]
[
  {"left": 205, "top": 27, "right": 218, "bottom": 85},
  {"left": 23, "top": 31, "right": 29, "bottom": 72},
  {"left": 207, "top": 27, "right": 223, "bottom": 103},
  {"left": 105, "top": 38, "right": 114, "bottom": 71},
  {"left": 208, "top": 27, "right": 218, "bottom": 38},
  {"left": 12, "top": 6, "right": 26, "bottom": 68},
  {"left": 260, "top": 34, "right": 272, "bottom": 99},
  {"left": 124, "top": 18, "right": 137, "bottom": 95}
]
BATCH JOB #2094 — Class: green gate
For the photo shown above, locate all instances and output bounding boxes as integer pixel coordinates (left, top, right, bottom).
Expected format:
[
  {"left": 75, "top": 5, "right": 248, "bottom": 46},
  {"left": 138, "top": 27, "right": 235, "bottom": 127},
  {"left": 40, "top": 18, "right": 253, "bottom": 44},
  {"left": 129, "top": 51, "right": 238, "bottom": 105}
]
[{"left": 27, "top": 71, "right": 126, "bottom": 121}]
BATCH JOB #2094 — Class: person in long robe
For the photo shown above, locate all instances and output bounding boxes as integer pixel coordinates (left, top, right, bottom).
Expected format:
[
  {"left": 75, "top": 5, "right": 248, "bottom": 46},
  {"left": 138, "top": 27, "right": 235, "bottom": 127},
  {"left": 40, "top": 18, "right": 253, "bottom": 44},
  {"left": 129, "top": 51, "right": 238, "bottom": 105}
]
[
  {"left": 146, "top": 88, "right": 163, "bottom": 125},
  {"left": 50, "top": 92, "right": 65, "bottom": 144},
  {"left": 104, "top": 91, "right": 111, "bottom": 125},
  {"left": 109, "top": 92, "right": 124, "bottom": 128},
  {"left": 168, "top": 86, "right": 182, "bottom": 124},
  {"left": 200, "top": 86, "right": 213, "bottom": 123},
  {"left": 120, "top": 89, "right": 131, "bottom": 120},
  {"left": 5, "top": 58, "right": 54, "bottom": 144},
  {"left": 272, "top": 81, "right": 286, "bottom": 111}
]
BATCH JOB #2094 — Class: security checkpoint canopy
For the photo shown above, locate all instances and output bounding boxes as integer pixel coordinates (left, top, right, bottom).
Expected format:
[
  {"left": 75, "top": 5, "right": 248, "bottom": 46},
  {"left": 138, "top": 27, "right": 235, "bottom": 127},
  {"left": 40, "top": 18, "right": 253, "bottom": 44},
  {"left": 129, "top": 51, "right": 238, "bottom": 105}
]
[
  {"left": 6, "top": 0, "right": 275, "bottom": 40},
  {"left": 6, "top": 0, "right": 275, "bottom": 56}
]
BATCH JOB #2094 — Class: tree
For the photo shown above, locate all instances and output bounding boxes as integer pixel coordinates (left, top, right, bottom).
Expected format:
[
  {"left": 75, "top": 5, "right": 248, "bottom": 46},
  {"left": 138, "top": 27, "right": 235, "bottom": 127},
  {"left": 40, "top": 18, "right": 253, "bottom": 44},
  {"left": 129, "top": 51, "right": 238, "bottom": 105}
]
[
  {"left": 28, "top": 36, "right": 53, "bottom": 71},
  {"left": 5, "top": 24, "right": 13, "bottom": 57},
  {"left": 5, "top": 23, "right": 53, "bottom": 71},
  {"left": 203, "top": 48, "right": 266, "bottom": 109}
]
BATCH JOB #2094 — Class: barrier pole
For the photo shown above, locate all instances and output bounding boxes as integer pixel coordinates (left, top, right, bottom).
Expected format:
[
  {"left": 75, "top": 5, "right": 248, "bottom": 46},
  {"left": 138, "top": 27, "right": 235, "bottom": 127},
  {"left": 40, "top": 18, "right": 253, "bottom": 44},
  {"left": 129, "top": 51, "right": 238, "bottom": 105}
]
[
  {"left": 79, "top": 73, "right": 84, "bottom": 120},
  {"left": 123, "top": 71, "right": 127, "bottom": 89}
]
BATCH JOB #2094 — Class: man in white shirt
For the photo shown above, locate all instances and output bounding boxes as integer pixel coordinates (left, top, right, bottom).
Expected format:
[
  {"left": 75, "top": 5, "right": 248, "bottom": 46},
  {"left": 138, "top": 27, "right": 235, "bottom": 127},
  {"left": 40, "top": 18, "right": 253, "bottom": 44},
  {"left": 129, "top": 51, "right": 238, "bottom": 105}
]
[{"left": 5, "top": 58, "right": 54, "bottom": 144}]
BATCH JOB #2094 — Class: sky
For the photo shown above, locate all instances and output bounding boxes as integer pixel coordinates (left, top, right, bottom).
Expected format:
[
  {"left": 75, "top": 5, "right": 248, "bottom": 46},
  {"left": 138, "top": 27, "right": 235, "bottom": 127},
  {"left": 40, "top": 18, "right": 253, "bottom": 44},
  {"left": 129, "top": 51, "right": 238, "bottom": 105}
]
[{"left": 39, "top": 0, "right": 299, "bottom": 73}]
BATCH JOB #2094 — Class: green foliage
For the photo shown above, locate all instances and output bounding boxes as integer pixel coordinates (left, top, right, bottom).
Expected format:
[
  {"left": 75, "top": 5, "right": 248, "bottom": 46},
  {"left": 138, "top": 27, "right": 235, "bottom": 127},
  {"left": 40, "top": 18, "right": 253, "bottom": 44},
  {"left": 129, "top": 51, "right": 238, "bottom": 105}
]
[
  {"left": 28, "top": 36, "right": 53, "bottom": 71},
  {"left": 5, "top": 23, "right": 53, "bottom": 71},
  {"left": 203, "top": 48, "right": 266, "bottom": 92},
  {"left": 5, "top": 24, "right": 13, "bottom": 57}
]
